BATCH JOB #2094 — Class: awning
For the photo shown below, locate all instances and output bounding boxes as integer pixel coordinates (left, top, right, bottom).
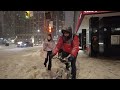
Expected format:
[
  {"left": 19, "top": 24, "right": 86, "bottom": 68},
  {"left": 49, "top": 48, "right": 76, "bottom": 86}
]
[{"left": 75, "top": 11, "right": 113, "bottom": 34}]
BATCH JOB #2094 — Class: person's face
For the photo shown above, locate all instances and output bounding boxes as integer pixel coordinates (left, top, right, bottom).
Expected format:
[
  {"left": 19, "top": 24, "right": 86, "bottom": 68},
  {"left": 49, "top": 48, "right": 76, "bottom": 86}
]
[
  {"left": 64, "top": 32, "right": 70, "bottom": 37},
  {"left": 94, "top": 37, "right": 97, "bottom": 41},
  {"left": 47, "top": 36, "right": 51, "bottom": 40}
]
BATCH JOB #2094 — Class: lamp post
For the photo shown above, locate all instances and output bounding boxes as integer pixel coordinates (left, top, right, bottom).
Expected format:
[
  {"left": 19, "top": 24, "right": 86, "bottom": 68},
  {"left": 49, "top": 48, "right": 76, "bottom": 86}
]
[{"left": 37, "top": 29, "right": 40, "bottom": 45}]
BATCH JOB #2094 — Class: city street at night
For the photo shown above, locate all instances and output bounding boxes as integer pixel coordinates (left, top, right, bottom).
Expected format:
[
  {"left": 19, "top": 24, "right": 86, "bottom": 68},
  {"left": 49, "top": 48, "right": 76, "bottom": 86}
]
[
  {"left": 0, "top": 11, "right": 120, "bottom": 79},
  {"left": 0, "top": 45, "right": 120, "bottom": 79}
]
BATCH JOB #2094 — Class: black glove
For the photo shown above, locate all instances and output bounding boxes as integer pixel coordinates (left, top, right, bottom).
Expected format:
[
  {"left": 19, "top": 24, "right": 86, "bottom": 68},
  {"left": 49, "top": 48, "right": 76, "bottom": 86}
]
[{"left": 68, "top": 55, "right": 75, "bottom": 62}]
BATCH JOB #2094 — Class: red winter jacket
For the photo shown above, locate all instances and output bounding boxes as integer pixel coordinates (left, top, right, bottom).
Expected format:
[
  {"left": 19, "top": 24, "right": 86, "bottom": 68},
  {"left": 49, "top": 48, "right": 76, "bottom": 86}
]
[{"left": 53, "top": 35, "right": 80, "bottom": 57}]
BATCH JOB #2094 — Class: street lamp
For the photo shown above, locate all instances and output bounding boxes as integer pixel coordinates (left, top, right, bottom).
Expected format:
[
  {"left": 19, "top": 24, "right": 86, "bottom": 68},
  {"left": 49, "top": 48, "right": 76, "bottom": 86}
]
[
  {"left": 59, "top": 29, "right": 61, "bottom": 33},
  {"left": 37, "top": 29, "right": 40, "bottom": 32}
]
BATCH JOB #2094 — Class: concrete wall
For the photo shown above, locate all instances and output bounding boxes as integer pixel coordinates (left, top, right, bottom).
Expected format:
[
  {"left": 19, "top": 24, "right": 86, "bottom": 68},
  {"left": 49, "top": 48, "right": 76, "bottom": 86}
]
[{"left": 77, "top": 16, "right": 90, "bottom": 34}]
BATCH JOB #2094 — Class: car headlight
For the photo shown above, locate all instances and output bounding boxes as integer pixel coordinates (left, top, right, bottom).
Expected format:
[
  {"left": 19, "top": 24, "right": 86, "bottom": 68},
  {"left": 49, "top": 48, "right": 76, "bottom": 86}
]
[
  {"left": 18, "top": 41, "right": 22, "bottom": 44},
  {"left": 24, "top": 44, "right": 27, "bottom": 46}
]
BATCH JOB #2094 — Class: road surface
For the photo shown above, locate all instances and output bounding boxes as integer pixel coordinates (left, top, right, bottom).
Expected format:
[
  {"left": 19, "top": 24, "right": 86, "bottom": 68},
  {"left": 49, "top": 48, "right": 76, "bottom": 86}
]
[{"left": 0, "top": 46, "right": 120, "bottom": 79}]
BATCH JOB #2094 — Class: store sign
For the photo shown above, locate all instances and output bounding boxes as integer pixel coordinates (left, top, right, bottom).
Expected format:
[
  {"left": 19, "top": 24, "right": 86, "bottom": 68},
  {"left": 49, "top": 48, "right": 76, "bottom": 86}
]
[{"left": 83, "top": 11, "right": 112, "bottom": 15}]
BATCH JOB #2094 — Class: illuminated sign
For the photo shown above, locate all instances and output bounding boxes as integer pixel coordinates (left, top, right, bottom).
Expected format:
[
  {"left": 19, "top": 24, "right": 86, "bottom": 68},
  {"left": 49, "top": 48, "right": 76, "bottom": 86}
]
[
  {"left": 83, "top": 11, "right": 112, "bottom": 15},
  {"left": 25, "top": 11, "right": 33, "bottom": 19}
]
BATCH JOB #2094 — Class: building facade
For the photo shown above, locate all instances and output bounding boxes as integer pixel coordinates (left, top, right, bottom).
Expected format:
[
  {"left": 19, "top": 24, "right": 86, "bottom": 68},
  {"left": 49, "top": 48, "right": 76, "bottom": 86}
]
[
  {"left": 52, "top": 11, "right": 65, "bottom": 39},
  {"left": 14, "top": 11, "right": 45, "bottom": 44},
  {"left": 0, "top": 11, "right": 66, "bottom": 44},
  {"left": 0, "top": 11, "right": 16, "bottom": 39}
]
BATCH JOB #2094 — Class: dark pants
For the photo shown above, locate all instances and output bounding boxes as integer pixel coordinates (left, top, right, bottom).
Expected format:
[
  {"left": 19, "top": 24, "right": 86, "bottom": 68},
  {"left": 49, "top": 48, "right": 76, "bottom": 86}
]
[
  {"left": 92, "top": 50, "right": 98, "bottom": 57},
  {"left": 44, "top": 51, "right": 52, "bottom": 70},
  {"left": 61, "top": 51, "right": 78, "bottom": 79}
]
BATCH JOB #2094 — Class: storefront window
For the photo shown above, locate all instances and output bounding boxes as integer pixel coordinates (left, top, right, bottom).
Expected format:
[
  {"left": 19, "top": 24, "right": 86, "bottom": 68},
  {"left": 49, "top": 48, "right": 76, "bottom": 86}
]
[{"left": 111, "top": 35, "right": 120, "bottom": 45}]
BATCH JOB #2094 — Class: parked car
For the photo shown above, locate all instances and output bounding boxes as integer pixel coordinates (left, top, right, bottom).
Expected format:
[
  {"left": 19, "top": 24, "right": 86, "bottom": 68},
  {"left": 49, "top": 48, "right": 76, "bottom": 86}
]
[
  {"left": 34, "top": 43, "right": 39, "bottom": 46},
  {"left": 5, "top": 42, "right": 9, "bottom": 46},
  {"left": 17, "top": 41, "right": 33, "bottom": 47},
  {"left": 5, "top": 41, "right": 9, "bottom": 46}
]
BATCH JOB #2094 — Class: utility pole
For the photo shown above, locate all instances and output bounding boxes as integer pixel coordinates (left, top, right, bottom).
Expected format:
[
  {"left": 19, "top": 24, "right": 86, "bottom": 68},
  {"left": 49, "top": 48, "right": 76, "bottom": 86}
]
[
  {"left": 56, "top": 15, "right": 57, "bottom": 37},
  {"left": 30, "top": 11, "right": 34, "bottom": 44},
  {"left": 44, "top": 11, "right": 46, "bottom": 41},
  {"left": 1, "top": 11, "right": 4, "bottom": 39}
]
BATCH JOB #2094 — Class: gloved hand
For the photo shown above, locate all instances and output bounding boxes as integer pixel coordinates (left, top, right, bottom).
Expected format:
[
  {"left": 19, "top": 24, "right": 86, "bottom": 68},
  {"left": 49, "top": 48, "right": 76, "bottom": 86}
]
[{"left": 68, "top": 55, "right": 75, "bottom": 62}]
